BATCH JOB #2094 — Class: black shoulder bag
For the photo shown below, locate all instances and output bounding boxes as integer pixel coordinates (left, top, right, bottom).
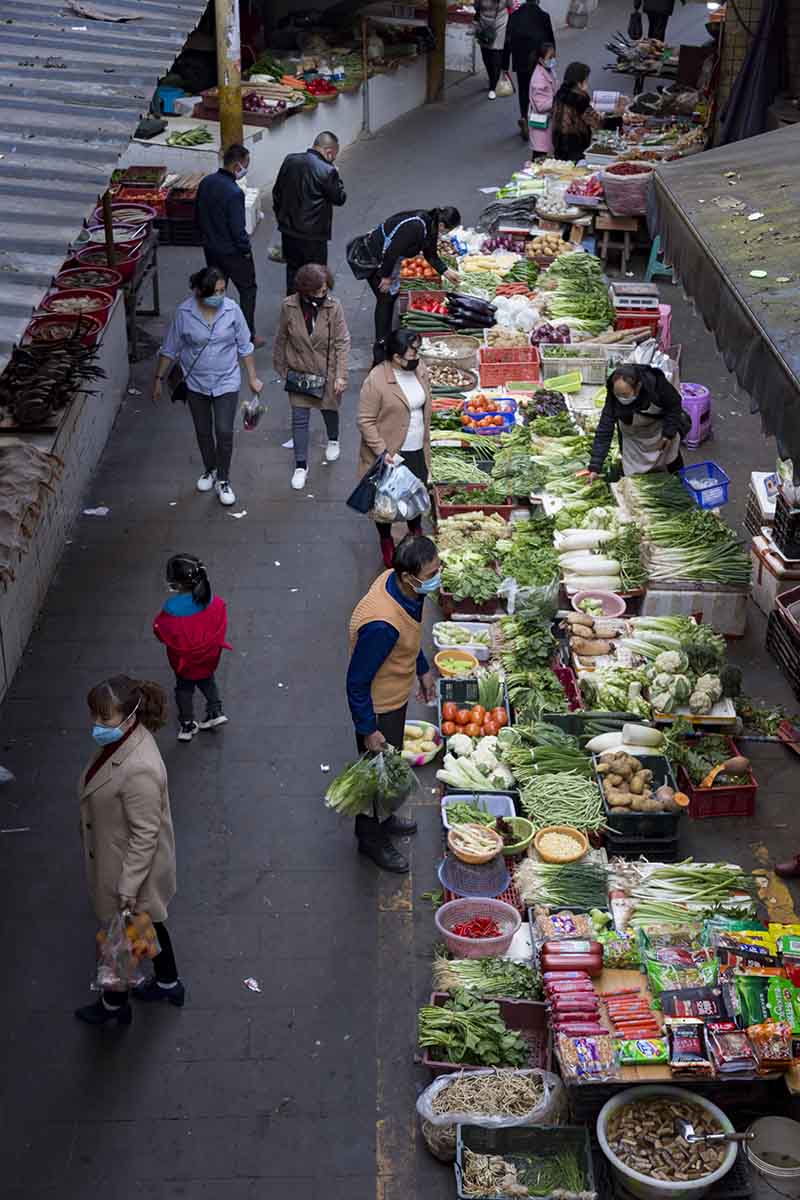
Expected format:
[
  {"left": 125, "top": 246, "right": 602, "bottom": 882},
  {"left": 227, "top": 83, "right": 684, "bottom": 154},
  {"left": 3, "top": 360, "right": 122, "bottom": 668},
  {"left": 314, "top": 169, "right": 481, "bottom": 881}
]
[
  {"left": 167, "top": 336, "right": 213, "bottom": 404},
  {"left": 285, "top": 308, "right": 332, "bottom": 402}
]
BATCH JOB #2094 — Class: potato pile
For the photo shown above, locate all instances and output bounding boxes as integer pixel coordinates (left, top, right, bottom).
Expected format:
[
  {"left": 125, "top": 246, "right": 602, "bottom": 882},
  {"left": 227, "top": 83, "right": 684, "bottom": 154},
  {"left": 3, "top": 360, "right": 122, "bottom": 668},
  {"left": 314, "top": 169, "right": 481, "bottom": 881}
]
[
  {"left": 403, "top": 724, "right": 437, "bottom": 754},
  {"left": 526, "top": 234, "right": 572, "bottom": 259},
  {"left": 597, "top": 752, "right": 683, "bottom": 813},
  {"left": 486, "top": 328, "right": 530, "bottom": 348}
]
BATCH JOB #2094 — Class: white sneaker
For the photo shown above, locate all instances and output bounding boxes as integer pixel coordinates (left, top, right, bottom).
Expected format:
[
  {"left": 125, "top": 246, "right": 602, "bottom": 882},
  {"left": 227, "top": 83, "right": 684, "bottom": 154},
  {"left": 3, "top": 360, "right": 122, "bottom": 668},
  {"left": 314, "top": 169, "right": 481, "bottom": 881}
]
[
  {"left": 178, "top": 721, "right": 199, "bottom": 742},
  {"left": 488, "top": 90, "right": 496, "bottom": 100},
  {"left": 215, "top": 480, "right": 236, "bottom": 506},
  {"left": 325, "top": 440, "right": 340, "bottom": 463},
  {"left": 291, "top": 467, "right": 308, "bottom": 490},
  {"left": 197, "top": 470, "right": 216, "bottom": 493}
]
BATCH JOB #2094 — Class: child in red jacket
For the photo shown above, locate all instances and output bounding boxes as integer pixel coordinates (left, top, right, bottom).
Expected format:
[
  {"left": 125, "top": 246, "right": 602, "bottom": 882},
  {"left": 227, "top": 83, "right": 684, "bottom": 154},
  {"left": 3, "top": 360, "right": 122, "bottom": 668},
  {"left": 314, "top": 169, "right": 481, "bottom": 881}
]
[{"left": 153, "top": 554, "right": 232, "bottom": 742}]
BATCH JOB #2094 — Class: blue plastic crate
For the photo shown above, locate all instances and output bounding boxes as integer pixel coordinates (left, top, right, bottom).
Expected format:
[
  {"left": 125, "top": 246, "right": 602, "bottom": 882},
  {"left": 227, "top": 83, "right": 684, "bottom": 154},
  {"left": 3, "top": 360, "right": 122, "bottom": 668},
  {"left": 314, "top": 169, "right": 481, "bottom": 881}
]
[{"left": 679, "top": 460, "right": 730, "bottom": 509}]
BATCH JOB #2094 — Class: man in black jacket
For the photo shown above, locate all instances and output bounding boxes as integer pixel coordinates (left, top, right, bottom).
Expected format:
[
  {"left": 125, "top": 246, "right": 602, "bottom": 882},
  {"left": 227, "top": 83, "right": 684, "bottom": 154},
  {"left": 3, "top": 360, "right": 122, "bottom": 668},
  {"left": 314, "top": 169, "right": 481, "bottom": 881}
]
[
  {"left": 272, "top": 131, "right": 346, "bottom": 294},
  {"left": 195, "top": 143, "right": 263, "bottom": 346},
  {"left": 502, "top": 0, "right": 556, "bottom": 138}
]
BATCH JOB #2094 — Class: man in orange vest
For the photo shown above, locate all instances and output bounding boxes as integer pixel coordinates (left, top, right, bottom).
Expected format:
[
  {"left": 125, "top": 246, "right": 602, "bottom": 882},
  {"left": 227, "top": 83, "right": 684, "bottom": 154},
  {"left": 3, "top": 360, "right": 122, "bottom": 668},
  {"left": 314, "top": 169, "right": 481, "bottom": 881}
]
[{"left": 347, "top": 535, "right": 439, "bottom": 872}]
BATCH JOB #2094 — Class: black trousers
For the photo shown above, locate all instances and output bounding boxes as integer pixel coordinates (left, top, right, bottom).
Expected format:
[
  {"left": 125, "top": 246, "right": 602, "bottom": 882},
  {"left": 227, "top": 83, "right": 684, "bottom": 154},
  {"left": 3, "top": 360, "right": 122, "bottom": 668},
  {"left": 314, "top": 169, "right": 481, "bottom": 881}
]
[
  {"left": 203, "top": 249, "right": 257, "bottom": 337},
  {"left": 516, "top": 67, "right": 532, "bottom": 120},
  {"left": 175, "top": 674, "right": 221, "bottom": 722},
  {"left": 646, "top": 12, "right": 669, "bottom": 40},
  {"left": 354, "top": 704, "right": 408, "bottom": 843},
  {"left": 187, "top": 389, "right": 238, "bottom": 481},
  {"left": 375, "top": 447, "right": 428, "bottom": 541},
  {"left": 103, "top": 922, "right": 178, "bottom": 1006},
  {"left": 367, "top": 272, "right": 396, "bottom": 344},
  {"left": 282, "top": 234, "right": 328, "bottom": 296},
  {"left": 480, "top": 46, "right": 504, "bottom": 91}
]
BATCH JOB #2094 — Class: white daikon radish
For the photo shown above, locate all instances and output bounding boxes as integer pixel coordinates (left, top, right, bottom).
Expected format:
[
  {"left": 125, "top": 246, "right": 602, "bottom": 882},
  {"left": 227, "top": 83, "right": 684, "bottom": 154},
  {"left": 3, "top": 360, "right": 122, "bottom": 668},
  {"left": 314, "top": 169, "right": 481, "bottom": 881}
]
[
  {"left": 558, "top": 530, "right": 615, "bottom": 552},
  {"left": 622, "top": 723, "right": 664, "bottom": 748},
  {"left": 564, "top": 576, "right": 622, "bottom": 592},
  {"left": 585, "top": 731, "right": 624, "bottom": 753},
  {"left": 568, "top": 557, "right": 620, "bottom": 576}
]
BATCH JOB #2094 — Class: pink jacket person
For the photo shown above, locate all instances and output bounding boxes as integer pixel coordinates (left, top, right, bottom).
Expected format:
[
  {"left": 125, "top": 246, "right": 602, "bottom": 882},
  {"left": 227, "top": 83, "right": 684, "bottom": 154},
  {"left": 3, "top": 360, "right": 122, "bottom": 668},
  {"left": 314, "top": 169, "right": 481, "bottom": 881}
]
[{"left": 529, "top": 63, "right": 558, "bottom": 155}]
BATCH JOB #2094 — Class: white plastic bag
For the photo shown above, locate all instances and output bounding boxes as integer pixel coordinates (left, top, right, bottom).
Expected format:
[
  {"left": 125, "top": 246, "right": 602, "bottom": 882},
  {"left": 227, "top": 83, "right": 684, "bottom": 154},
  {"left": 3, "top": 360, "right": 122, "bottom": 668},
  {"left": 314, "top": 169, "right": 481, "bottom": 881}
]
[
  {"left": 416, "top": 1067, "right": 567, "bottom": 1162},
  {"left": 497, "top": 573, "right": 560, "bottom": 619},
  {"left": 372, "top": 464, "right": 431, "bottom": 522}
]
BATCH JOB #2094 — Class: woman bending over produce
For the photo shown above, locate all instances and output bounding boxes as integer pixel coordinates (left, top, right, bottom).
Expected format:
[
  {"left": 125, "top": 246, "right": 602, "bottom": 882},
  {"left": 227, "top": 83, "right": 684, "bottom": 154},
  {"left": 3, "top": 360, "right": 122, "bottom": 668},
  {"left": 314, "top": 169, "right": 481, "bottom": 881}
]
[
  {"left": 584, "top": 364, "right": 686, "bottom": 481},
  {"left": 357, "top": 329, "right": 434, "bottom": 569},
  {"left": 551, "top": 62, "right": 625, "bottom": 161},
  {"left": 346, "top": 535, "right": 439, "bottom": 872}
]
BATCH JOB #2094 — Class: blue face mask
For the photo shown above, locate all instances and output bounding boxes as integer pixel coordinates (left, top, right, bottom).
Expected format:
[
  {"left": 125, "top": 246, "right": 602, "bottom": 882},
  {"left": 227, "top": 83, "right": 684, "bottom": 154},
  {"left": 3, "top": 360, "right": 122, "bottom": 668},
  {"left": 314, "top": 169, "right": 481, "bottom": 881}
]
[
  {"left": 92, "top": 723, "right": 124, "bottom": 747},
  {"left": 546, "top": 59, "right": 557, "bottom": 70},
  {"left": 205, "top": 293, "right": 224, "bottom": 308},
  {"left": 412, "top": 572, "right": 441, "bottom": 595}
]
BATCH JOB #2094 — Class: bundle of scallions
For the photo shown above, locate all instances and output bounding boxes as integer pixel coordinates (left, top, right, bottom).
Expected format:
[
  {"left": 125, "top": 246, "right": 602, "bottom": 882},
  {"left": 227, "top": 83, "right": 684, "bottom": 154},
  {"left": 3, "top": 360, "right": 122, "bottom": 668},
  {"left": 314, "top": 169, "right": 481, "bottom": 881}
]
[
  {"left": 628, "top": 860, "right": 758, "bottom": 926},
  {"left": 515, "top": 859, "right": 608, "bottom": 908}
]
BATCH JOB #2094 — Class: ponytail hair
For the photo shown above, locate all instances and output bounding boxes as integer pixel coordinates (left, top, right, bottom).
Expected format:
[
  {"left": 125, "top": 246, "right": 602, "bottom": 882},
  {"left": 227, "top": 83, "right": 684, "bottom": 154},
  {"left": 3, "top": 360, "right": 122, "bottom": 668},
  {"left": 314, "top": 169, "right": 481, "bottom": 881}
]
[
  {"left": 87, "top": 675, "right": 168, "bottom": 732},
  {"left": 166, "top": 553, "right": 211, "bottom": 608}
]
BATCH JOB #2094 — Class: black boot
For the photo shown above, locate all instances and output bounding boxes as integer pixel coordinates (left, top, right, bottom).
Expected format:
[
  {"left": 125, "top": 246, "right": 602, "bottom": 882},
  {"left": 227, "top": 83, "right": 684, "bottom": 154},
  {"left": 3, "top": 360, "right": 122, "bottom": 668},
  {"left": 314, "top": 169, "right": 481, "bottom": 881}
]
[
  {"left": 384, "top": 813, "right": 418, "bottom": 836},
  {"left": 358, "top": 836, "right": 409, "bottom": 873},
  {"left": 75, "top": 998, "right": 132, "bottom": 1026},
  {"left": 132, "top": 977, "right": 186, "bottom": 1007}
]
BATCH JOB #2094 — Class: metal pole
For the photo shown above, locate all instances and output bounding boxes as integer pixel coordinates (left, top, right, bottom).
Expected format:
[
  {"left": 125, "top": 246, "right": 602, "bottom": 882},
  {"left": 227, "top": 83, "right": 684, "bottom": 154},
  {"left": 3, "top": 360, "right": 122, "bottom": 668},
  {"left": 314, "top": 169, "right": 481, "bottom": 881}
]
[
  {"left": 215, "top": 0, "right": 243, "bottom": 152},
  {"left": 426, "top": 0, "right": 447, "bottom": 103},
  {"left": 101, "top": 189, "right": 117, "bottom": 267}
]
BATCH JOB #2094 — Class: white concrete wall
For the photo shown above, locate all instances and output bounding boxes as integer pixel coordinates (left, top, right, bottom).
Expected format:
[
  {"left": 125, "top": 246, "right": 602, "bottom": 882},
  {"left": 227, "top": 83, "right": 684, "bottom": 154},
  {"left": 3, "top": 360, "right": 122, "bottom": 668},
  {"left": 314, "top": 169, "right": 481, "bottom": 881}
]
[
  {"left": 0, "top": 298, "right": 129, "bottom": 700},
  {"left": 118, "top": 58, "right": 429, "bottom": 197}
]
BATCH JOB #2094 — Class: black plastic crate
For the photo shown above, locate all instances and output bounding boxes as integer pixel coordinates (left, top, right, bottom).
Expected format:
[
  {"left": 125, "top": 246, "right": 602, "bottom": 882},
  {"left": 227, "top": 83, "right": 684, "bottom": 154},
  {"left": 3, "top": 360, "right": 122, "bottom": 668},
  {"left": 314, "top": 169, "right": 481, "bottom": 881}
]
[
  {"left": 766, "top": 610, "right": 800, "bottom": 700},
  {"left": 772, "top": 492, "right": 800, "bottom": 559},
  {"left": 541, "top": 712, "right": 641, "bottom": 739},
  {"left": 596, "top": 753, "right": 681, "bottom": 838},
  {"left": 153, "top": 217, "right": 171, "bottom": 244},
  {"left": 456, "top": 1124, "right": 595, "bottom": 1200},
  {"left": 437, "top": 677, "right": 510, "bottom": 730},
  {"left": 167, "top": 218, "right": 202, "bottom": 246},
  {"left": 604, "top": 828, "right": 680, "bottom": 861}
]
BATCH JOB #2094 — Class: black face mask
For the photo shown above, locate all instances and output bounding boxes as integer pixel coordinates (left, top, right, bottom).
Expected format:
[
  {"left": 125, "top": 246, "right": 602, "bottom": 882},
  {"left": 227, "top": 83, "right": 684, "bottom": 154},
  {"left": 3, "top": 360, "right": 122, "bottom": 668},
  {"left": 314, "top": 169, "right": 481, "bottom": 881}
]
[
  {"left": 400, "top": 357, "right": 420, "bottom": 372},
  {"left": 309, "top": 293, "right": 327, "bottom": 307}
]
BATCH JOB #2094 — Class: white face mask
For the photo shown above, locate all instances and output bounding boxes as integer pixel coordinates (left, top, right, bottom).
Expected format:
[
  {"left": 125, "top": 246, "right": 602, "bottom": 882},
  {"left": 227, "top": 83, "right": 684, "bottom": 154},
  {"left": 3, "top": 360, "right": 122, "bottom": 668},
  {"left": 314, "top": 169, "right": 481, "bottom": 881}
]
[{"left": 615, "top": 391, "right": 637, "bottom": 406}]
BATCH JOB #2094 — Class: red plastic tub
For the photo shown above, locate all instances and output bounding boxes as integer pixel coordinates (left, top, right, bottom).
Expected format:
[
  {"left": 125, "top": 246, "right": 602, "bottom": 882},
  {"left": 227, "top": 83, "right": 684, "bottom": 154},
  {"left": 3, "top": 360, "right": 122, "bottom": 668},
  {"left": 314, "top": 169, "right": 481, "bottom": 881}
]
[
  {"left": 479, "top": 346, "right": 540, "bottom": 366},
  {"left": 54, "top": 266, "right": 123, "bottom": 294},
  {"left": 421, "top": 993, "right": 550, "bottom": 1075},
  {"left": 434, "top": 483, "right": 514, "bottom": 522},
  {"left": 676, "top": 737, "right": 757, "bottom": 819},
  {"left": 92, "top": 201, "right": 156, "bottom": 226},
  {"left": 23, "top": 312, "right": 103, "bottom": 347},
  {"left": 41, "top": 287, "right": 115, "bottom": 326},
  {"left": 75, "top": 242, "right": 142, "bottom": 282},
  {"left": 479, "top": 360, "right": 541, "bottom": 388},
  {"left": 613, "top": 309, "right": 661, "bottom": 337}
]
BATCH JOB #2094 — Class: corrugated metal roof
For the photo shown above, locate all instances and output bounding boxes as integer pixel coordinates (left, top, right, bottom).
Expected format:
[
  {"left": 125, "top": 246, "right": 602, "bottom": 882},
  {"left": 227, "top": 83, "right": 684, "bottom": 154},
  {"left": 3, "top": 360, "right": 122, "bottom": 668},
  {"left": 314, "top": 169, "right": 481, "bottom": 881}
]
[{"left": 0, "top": 0, "right": 208, "bottom": 370}]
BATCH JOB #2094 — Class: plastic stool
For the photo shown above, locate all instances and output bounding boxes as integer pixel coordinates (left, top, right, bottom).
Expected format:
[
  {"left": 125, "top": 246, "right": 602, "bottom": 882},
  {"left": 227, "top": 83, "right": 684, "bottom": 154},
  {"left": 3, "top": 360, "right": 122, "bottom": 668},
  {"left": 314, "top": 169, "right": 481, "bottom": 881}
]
[
  {"left": 154, "top": 85, "right": 184, "bottom": 115},
  {"left": 645, "top": 235, "right": 675, "bottom": 284},
  {"left": 680, "top": 383, "right": 712, "bottom": 449},
  {"left": 657, "top": 303, "right": 672, "bottom": 351}
]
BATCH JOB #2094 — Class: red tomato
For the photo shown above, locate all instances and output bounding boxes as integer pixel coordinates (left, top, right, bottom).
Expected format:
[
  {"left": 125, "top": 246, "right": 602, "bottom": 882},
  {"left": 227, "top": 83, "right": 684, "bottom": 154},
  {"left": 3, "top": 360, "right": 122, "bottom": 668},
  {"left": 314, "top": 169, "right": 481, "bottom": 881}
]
[
  {"left": 483, "top": 719, "right": 499, "bottom": 736},
  {"left": 455, "top": 708, "right": 472, "bottom": 726},
  {"left": 470, "top": 705, "right": 486, "bottom": 724},
  {"left": 442, "top": 702, "right": 458, "bottom": 721},
  {"left": 491, "top": 707, "right": 509, "bottom": 727},
  {"left": 464, "top": 723, "right": 481, "bottom": 738},
  {"left": 441, "top": 721, "right": 457, "bottom": 736}
]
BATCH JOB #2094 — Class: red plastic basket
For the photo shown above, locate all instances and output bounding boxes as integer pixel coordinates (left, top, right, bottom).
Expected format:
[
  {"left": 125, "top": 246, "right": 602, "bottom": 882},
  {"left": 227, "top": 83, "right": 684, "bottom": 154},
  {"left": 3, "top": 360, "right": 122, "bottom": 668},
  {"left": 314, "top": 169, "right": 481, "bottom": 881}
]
[
  {"left": 479, "top": 360, "right": 541, "bottom": 388},
  {"left": 613, "top": 309, "right": 661, "bottom": 336},
  {"left": 434, "top": 484, "right": 515, "bottom": 522},
  {"left": 409, "top": 290, "right": 447, "bottom": 311},
  {"left": 479, "top": 346, "right": 540, "bottom": 366},
  {"left": 676, "top": 737, "right": 757, "bottom": 819},
  {"left": 421, "top": 993, "right": 550, "bottom": 1075}
]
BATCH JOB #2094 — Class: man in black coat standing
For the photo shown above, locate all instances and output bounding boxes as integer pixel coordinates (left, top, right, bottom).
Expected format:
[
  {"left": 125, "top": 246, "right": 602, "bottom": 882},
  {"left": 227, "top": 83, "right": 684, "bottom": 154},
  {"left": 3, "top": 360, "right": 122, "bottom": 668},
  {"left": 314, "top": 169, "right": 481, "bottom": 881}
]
[
  {"left": 643, "top": 0, "right": 678, "bottom": 43},
  {"left": 502, "top": 0, "right": 556, "bottom": 139},
  {"left": 272, "top": 131, "right": 347, "bottom": 295},
  {"left": 195, "top": 143, "right": 263, "bottom": 346}
]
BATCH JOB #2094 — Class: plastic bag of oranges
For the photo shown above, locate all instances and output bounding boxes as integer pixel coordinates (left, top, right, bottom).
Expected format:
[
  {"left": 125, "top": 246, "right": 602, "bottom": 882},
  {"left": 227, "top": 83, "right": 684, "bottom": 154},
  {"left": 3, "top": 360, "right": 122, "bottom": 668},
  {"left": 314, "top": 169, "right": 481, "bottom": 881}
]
[{"left": 94, "top": 911, "right": 161, "bottom": 992}]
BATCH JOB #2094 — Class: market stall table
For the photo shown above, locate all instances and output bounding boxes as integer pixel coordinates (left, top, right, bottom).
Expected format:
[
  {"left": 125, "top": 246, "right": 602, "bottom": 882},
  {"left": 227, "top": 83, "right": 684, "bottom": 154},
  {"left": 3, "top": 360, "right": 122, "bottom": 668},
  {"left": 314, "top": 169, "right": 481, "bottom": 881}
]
[{"left": 122, "top": 230, "right": 160, "bottom": 362}]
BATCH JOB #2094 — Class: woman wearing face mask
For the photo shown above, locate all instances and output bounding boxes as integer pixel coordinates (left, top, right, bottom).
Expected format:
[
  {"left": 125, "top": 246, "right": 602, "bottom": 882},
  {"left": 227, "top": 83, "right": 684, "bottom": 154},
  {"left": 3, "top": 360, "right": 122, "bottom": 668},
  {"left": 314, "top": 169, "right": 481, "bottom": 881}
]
[
  {"left": 346, "top": 533, "right": 439, "bottom": 873},
  {"left": 152, "top": 266, "right": 263, "bottom": 508},
  {"left": 501, "top": 0, "right": 556, "bottom": 139},
  {"left": 584, "top": 364, "right": 686, "bottom": 482},
  {"left": 75, "top": 676, "right": 182, "bottom": 1027},
  {"left": 551, "top": 62, "right": 626, "bottom": 162},
  {"left": 528, "top": 43, "right": 558, "bottom": 157},
  {"left": 357, "top": 329, "right": 433, "bottom": 568},
  {"left": 273, "top": 263, "right": 351, "bottom": 492}
]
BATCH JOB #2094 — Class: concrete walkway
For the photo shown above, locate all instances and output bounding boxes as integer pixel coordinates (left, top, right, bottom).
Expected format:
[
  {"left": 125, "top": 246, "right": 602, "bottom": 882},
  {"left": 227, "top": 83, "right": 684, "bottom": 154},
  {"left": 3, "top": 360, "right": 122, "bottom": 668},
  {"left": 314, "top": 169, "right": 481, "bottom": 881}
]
[{"left": 0, "top": 2, "right": 797, "bottom": 1196}]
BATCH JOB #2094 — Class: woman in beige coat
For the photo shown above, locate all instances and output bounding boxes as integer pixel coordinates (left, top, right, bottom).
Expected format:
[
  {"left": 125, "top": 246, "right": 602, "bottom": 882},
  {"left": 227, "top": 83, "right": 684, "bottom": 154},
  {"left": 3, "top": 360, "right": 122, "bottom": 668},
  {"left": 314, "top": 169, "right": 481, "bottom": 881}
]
[
  {"left": 75, "top": 675, "right": 182, "bottom": 1027},
  {"left": 357, "top": 329, "right": 433, "bottom": 568},
  {"left": 273, "top": 263, "right": 350, "bottom": 492}
]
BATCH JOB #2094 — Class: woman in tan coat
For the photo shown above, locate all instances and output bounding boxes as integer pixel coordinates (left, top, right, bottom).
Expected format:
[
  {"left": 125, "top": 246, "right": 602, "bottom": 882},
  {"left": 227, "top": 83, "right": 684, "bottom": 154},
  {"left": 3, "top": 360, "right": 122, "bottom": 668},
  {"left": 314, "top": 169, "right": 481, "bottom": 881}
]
[
  {"left": 357, "top": 329, "right": 433, "bottom": 568},
  {"left": 273, "top": 263, "right": 350, "bottom": 492},
  {"left": 75, "top": 675, "right": 182, "bottom": 1027}
]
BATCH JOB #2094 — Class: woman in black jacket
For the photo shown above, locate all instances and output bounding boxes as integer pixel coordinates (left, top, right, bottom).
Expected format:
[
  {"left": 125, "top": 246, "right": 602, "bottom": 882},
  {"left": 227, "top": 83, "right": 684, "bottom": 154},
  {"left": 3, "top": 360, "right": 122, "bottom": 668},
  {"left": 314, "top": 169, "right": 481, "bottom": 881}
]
[
  {"left": 501, "top": 0, "right": 556, "bottom": 139},
  {"left": 585, "top": 365, "right": 685, "bottom": 480},
  {"left": 551, "top": 62, "right": 624, "bottom": 162},
  {"left": 364, "top": 207, "right": 461, "bottom": 364}
]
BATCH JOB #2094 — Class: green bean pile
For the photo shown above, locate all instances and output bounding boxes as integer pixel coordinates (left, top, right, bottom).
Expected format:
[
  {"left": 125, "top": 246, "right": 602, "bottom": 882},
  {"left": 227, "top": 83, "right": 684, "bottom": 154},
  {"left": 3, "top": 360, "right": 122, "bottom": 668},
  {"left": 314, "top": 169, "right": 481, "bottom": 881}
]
[{"left": 519, "top": 772, "right": 604, "bottom": 831}]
